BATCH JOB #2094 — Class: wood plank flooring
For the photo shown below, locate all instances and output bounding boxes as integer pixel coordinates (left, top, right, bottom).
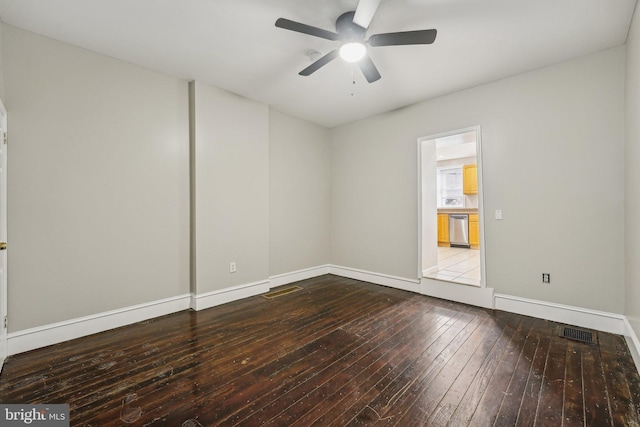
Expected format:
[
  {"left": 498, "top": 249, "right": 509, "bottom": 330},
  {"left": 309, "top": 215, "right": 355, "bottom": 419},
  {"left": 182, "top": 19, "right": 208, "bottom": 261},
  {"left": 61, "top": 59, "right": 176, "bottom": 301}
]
[{"left": 1, "top": 274, "right": 640, "bottom": 426}]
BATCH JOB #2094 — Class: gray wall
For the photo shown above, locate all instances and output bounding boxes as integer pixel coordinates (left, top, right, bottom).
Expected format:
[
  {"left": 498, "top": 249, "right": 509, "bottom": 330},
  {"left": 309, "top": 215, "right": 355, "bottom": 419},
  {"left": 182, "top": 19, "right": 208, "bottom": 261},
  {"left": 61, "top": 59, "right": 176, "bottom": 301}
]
[
  {"left": 191, "top": 81, "right": 269, "bottom": 293},
  {"left": 2, "top": 24, "right": 331, "bottom": 332},
  {"left": 1, "top": 24, "right": 331, "bottom": 333},
  {"left": 1, "top": 20, "right": 634, "bottom": 335},
  {"left": 330, "top": 115, "right": 420, "bottom": 277},
  {"left": 625, "top": 5, "right": 640, "bottom": 335},
  {"left": 0, "top": 20, "right": 4, "bottom": 100},
  {"left": 331, "top": 46, "right": 626, "bottom": 313},
  {"left": 3, "top": 25, "right": 190, "bottom": 331},
  {"left": 269, "top": 110, "right": 330, "bottom": 276}
]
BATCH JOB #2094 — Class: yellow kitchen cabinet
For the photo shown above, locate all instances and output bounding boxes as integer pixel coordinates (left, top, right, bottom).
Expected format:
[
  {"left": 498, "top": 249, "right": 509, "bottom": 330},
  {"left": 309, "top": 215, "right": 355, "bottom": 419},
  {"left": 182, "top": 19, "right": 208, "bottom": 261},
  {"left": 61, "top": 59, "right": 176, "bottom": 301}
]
[
  {"left": 469, "top": 213, "right": 479, "bottom": 249},
  {"left": 463, "top": 164, "right": 478, "bottom": 195},
  {"left": 438, "top": 213, "right": 449, "bottom": 246}
]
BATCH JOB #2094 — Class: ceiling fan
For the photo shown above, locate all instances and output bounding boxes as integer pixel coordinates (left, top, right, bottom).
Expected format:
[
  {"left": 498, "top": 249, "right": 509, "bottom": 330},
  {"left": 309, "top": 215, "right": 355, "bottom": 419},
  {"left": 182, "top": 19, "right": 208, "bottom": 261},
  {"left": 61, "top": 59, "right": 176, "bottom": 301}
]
[{"left": 275, "top": 0, "right": 437, "bottom": 83}]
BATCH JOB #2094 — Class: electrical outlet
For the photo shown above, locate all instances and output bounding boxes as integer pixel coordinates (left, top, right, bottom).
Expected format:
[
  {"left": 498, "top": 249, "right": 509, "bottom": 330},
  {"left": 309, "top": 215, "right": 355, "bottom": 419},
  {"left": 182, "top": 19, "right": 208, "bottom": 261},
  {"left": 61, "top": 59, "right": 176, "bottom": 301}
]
[
  {"left": 542, "top": 273, "right": 550, "bottom": 283},
  {"left": 229, "top": 262, "right": 236, "bottom": 273}
]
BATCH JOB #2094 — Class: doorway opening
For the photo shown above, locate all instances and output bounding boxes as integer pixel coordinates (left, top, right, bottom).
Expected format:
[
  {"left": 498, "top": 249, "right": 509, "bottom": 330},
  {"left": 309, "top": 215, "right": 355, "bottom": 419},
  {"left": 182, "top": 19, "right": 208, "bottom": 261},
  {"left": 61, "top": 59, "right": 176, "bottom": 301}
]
[{"left": 418, "top": 126, "right": 486, "bottom": 288}]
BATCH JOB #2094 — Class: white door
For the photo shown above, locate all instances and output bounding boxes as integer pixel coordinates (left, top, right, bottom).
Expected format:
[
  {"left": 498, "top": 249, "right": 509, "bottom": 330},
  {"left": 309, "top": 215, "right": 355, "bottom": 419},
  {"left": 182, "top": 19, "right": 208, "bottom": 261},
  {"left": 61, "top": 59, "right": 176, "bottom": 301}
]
[{"left": 0, "top": 100, "right": 7, "bottom": 370}]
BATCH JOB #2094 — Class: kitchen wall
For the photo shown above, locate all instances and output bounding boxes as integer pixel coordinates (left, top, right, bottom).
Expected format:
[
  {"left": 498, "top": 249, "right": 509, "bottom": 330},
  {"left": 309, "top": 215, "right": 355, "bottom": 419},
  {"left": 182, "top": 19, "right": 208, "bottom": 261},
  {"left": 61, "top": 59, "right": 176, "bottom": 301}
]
[
  {"left": 269, "top": 110, "right": 331, "bottom": 276},
  {"left": 625, "top": 4, "right": 640, "bottom": 341},
  {"left": 331, "top": 46, "right": 625, "bottom": 314},
  {"left": 3, "top": 25, "right": 190, "bottom": 331},
  {"left": 190, "top": 81, "right": 269, "bottom": 295}
]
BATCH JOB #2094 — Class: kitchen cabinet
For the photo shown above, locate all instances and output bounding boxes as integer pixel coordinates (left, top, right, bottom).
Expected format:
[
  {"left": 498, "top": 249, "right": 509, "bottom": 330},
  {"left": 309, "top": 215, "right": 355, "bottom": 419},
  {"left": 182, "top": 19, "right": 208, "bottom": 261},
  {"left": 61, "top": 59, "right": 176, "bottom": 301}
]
[
  {"left": 438, "top": 213, "right": 450, "bottom": 246},
  {"left": 469, "top": 213, "right": 479, "bottom": 249},
  {"left": 463, "top": 164, "right": 478, "bottom": 195}
]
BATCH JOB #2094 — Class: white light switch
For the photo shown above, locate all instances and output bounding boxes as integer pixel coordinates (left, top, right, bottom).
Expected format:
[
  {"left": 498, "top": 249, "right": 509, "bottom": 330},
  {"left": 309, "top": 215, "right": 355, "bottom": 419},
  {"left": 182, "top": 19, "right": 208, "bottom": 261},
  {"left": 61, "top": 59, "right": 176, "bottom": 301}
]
[{"left": 495, "top": 209, "right": 503, "bottom": 220}]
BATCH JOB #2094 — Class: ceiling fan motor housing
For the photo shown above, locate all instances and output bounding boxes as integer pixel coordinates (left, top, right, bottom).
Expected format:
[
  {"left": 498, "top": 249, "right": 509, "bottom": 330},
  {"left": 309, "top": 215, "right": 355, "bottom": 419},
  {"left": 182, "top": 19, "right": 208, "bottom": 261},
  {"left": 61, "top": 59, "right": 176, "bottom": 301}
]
[{"left": 336, "top": 12, "right": 366, "bottom": 41}]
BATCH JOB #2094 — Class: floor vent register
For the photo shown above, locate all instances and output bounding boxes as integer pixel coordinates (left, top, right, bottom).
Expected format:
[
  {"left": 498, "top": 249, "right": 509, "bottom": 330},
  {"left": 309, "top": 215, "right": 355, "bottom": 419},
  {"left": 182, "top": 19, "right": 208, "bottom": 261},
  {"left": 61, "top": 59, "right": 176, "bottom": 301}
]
[
  {"left": 561, "top": 326, "right": 595, "bottom": 344},
  {"left": 262, "top": 286, "right": 303, "bottom": 299}
]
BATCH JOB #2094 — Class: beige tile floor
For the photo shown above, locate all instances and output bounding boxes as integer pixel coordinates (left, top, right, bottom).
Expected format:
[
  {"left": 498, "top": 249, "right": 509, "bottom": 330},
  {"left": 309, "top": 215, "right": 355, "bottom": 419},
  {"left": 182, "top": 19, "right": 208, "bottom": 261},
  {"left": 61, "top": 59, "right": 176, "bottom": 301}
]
[{"left": 424, "top": 246, "right": 481, "bottom": 286}]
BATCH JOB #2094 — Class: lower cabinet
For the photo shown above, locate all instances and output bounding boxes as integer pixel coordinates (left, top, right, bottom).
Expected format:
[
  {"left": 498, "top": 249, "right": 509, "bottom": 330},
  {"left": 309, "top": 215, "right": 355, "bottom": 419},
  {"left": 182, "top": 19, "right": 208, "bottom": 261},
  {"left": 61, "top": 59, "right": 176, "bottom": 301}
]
[
  {"left": 438, "top": 213, "right": 450, "bottom": 246},
  {"left": 469, "top": 213, "right": 479, "bottom": 249}
]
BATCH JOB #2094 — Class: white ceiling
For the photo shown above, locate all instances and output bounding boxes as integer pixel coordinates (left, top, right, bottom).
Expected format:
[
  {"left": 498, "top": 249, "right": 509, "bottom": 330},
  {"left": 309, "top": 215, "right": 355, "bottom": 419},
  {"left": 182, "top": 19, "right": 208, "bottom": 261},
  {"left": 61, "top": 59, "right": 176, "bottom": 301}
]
[{"left": 0, "top": 0, "right": 636, "bottom": 128}]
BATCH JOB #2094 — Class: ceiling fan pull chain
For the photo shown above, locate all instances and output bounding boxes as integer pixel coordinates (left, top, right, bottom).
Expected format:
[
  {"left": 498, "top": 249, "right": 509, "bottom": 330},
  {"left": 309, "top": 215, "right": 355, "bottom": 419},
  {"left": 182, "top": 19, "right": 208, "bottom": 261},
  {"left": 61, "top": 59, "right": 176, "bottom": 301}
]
[{"left": 351, "top": 65, "right": 356, "bottom": 96}]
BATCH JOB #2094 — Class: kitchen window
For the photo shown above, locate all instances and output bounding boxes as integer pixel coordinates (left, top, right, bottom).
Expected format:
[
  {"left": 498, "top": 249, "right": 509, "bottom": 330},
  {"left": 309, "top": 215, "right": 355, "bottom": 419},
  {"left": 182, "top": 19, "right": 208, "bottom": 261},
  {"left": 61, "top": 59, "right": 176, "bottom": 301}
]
[{"left": 437, "top": 166, "right": 464, "bottom": 208}]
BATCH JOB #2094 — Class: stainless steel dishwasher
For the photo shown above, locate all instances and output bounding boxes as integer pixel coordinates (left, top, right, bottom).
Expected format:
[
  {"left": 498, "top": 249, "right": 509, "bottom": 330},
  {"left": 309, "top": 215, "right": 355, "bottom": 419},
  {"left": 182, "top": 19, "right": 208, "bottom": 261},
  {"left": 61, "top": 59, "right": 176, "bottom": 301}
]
[{"left": 449, "top": 214, "right": 470, "bottom": 248}]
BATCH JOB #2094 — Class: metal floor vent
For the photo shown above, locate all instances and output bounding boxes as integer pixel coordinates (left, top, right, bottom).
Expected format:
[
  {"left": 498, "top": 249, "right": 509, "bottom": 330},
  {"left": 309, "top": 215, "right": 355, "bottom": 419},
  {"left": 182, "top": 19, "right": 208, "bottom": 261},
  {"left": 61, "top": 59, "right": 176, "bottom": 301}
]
[
  {"left": 561, "top": 326, "right": 594, "bottom": 344},
  {"left": 262, "top": 286, "right": 303, "bottom": 299}
]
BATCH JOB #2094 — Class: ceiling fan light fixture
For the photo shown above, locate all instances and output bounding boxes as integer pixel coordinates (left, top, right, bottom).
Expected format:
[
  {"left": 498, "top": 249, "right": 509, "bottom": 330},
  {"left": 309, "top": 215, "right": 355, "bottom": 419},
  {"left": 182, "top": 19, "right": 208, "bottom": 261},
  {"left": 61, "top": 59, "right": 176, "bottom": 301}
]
[
  {"left": 339, "top": 42, "right": 366, "bottom": 63},
  {"left": 276, "top": 4, "right": 438, "bottom": 83}
]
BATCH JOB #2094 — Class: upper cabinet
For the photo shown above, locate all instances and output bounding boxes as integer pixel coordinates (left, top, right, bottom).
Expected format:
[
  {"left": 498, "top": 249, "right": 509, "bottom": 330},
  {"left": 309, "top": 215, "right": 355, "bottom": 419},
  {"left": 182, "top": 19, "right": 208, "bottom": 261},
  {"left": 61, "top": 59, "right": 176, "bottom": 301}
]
[{"left": 463, "top": 164, "right": 478, "bottom": 195}]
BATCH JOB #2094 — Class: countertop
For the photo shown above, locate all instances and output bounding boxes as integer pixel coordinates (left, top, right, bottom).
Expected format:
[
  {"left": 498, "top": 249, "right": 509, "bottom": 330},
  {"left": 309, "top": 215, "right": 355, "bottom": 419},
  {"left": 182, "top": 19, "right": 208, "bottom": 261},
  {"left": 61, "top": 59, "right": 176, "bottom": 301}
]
[{"left": 437, "top": 208, "right": 479, "bottom": 214}]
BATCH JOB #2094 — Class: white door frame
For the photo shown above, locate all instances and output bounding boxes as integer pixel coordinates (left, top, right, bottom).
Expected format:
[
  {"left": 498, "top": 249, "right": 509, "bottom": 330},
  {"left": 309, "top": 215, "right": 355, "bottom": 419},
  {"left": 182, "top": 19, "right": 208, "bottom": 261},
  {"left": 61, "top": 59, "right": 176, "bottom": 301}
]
[
  {"left": 417, "top": 125, "right": 488, "bottom": 288},
  {"left": 0, "top": 98, "right": 7, "bottom": 370}
]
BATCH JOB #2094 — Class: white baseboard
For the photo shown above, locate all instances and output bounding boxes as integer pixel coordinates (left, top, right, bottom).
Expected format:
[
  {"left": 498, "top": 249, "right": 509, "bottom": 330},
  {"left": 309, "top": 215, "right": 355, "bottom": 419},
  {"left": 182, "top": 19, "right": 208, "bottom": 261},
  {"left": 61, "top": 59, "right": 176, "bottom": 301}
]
[
  {"left": 327, "top": 266, "right": 493, "bottom": 309},
  {"left": 7, "top": 294, "right": 192, "bottom": 356},
  {"left": 422, "top": 265, "right": 439, "bottom": 277},
  {"left": 329, "top": 265, "right": 421, "bottom": 293},
  {"left": 269, "top": 265, "right": 330, "bottom": 288},
  {"left": 7, "top": 265, "right": 636, "bottom": 372},
  {"left": 4, "top": 271, "right": 314, "bottom": 356},
  {"left": 624, "top": 317, "right": 640, "bottom": 373},
  {"left": 420, "top": 277, "right": 494, "bottom": 309},
  {"left": 192, "top": 280, "right": 270, "bottom": 311},
  {"left": 494, "top": 293, "right": 626, "bottom": 335}
]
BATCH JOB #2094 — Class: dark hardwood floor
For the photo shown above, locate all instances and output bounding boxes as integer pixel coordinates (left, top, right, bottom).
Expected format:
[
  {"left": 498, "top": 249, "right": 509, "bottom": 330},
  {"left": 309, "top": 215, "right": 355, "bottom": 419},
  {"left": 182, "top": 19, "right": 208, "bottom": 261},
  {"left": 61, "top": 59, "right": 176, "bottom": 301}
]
[{"left": 1, "top": 274, "right": 640, "bottom": 426}]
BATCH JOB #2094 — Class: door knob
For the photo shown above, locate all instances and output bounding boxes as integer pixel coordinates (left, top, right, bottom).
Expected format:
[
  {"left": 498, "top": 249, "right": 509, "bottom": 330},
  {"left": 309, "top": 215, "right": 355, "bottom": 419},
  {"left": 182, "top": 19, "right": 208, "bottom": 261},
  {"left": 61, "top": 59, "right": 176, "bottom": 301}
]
[{"left": 0, "top": 242, "right": 6, "bottom": 251}]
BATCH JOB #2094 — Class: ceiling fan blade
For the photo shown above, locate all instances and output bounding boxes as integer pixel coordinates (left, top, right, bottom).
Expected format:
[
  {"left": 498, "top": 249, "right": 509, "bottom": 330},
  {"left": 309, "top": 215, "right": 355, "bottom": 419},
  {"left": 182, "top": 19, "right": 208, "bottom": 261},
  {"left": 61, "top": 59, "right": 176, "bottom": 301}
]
[
  {"left": 299, "top": 50, "right": 339, "bottom": 76},
  {"left": 358, "top": 55, "right": 381, "bottom": 83},
  {"left": 368, "top": 29, "right": 437, "bottom": 46},
  {"left": 276, "top": 18, "right": 341, "bottom": 41},
  {"left": 353, "top": 0, "right": 382, "bottom": 29}
]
